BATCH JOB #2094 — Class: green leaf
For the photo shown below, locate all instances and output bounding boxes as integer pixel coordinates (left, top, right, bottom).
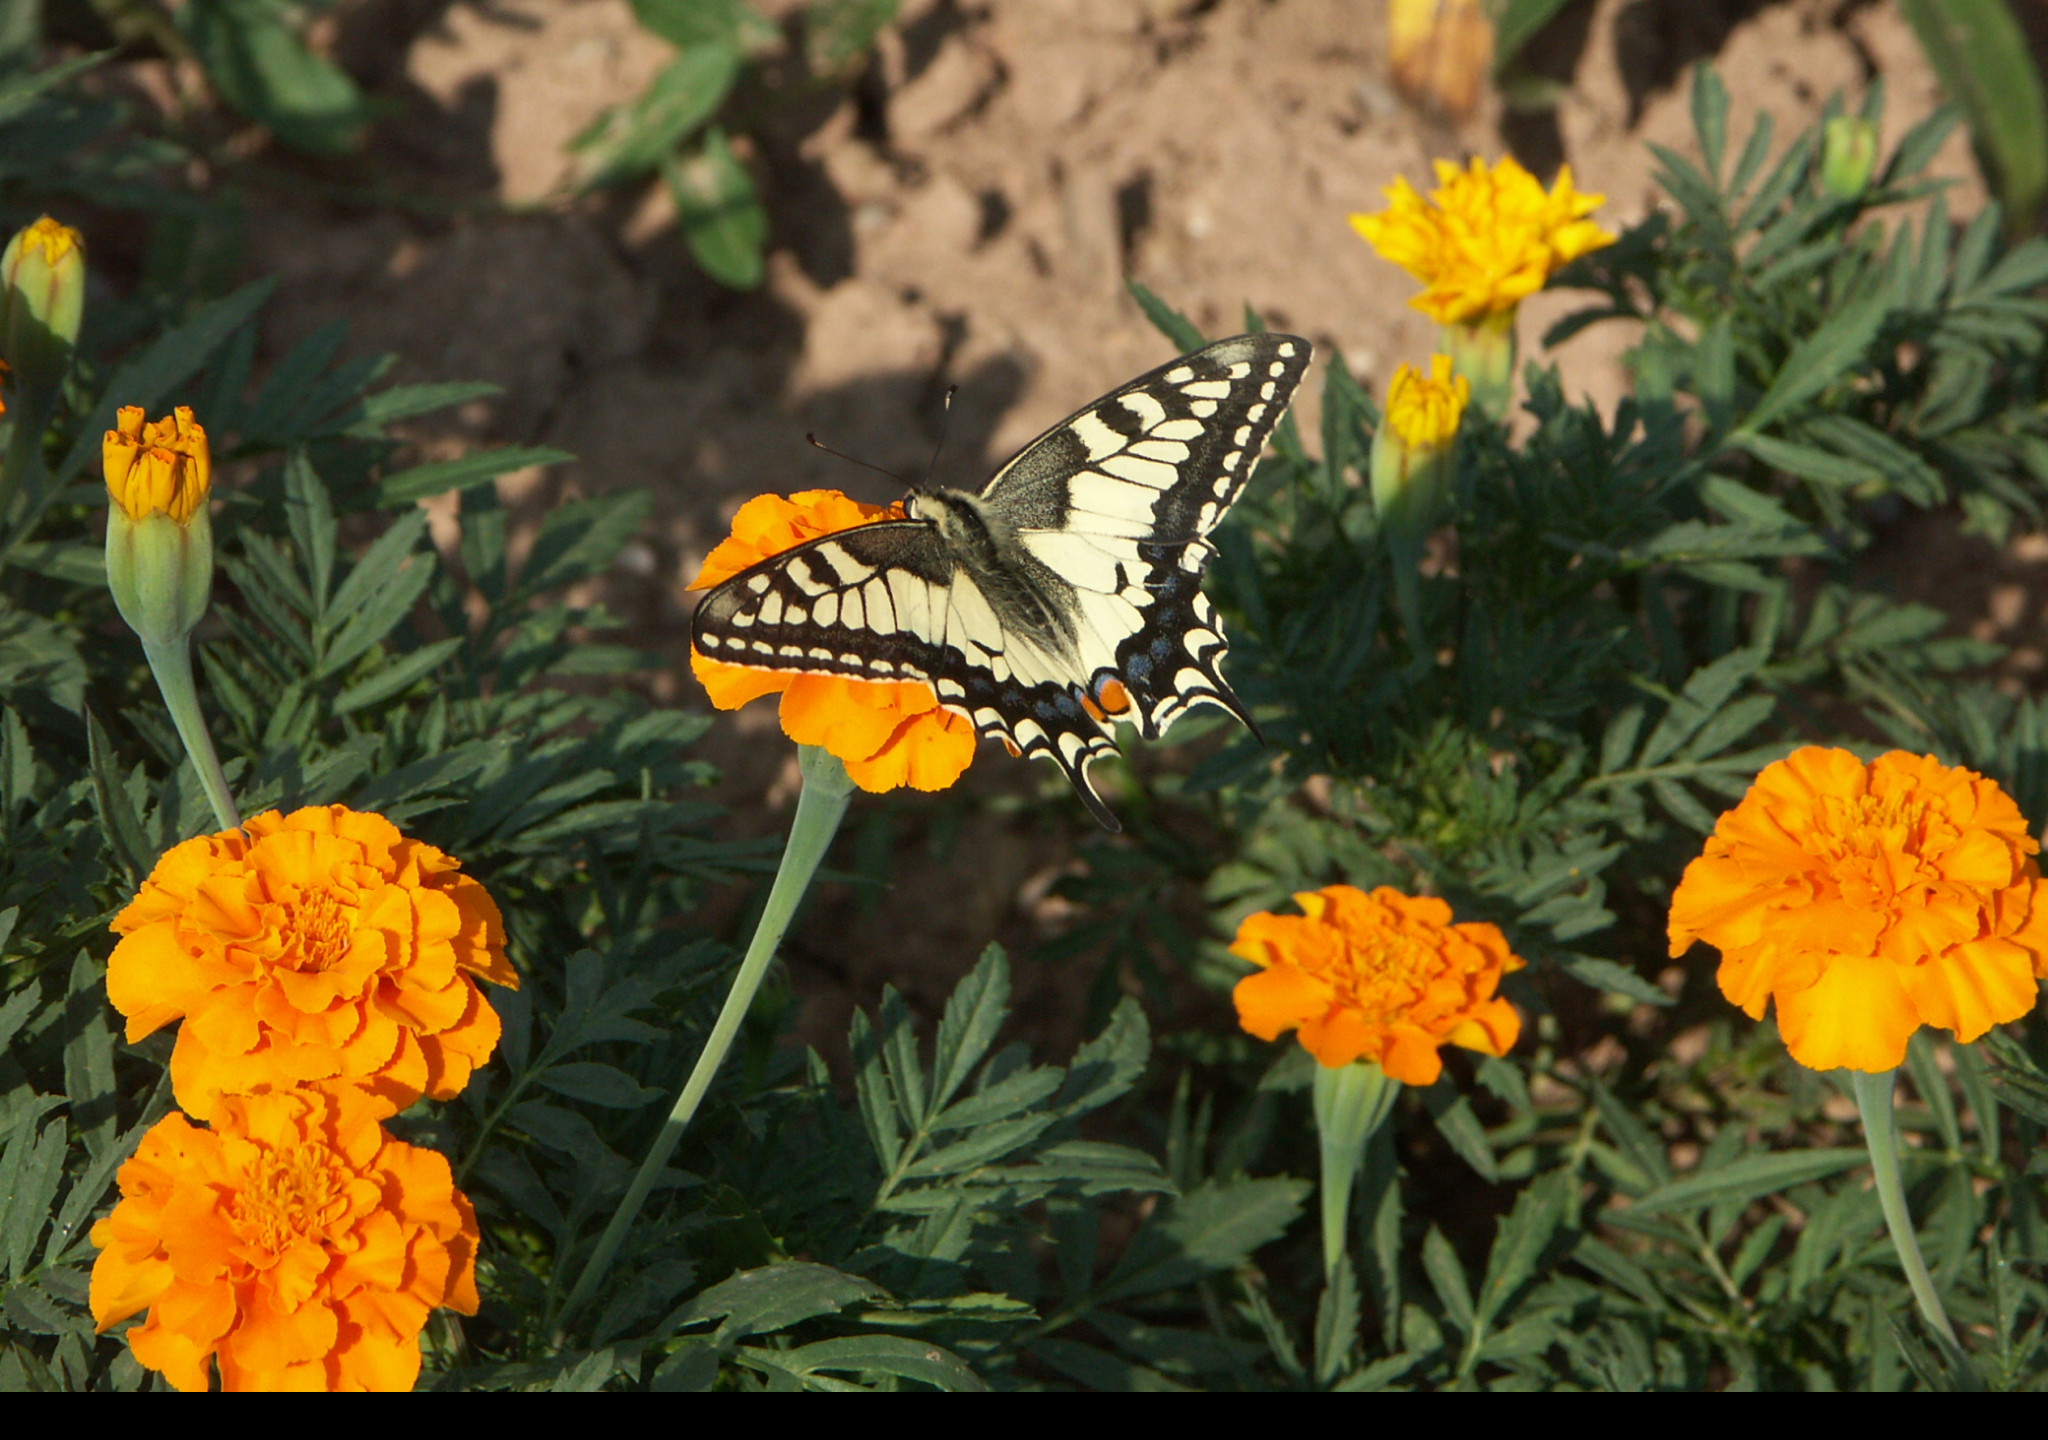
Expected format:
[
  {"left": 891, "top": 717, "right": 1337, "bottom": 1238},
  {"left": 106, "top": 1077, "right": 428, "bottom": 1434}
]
[
  {"left": 1738, "top": 288, "right": 1890, "bottom": 434},
  {"left": 1471, "top": 1172, "right": 1570, "bottom": 1338},
  {"left": 1628, "top": 1148, "right": 1867, "bottom": 1216},
  {"left": 376, "top": 446, "right": 573, "bottom": 507},
  {"left": 1492, "top": 0, "right": 1575, "bottom": 74},
  {"left": 0, "top": 1116, "right": 64, "bottom": 1280},
  {"left": 804, "top": 0, "right": 900, "bottom": 73},
  {"left": 1422, "top": 1076, "right": 1498, "bottom": 1182},
  {"left": 56, "top": 280, "right": 275, "bottom": 485},
  {"left": 928, "top": 945, "right": 1009, "bottom": 1114},
  {"left": 670, "top": 1262, "right": 883, "bottom": 1340},
  {"left": 1313, "top": 1255, "right": 1361, "bottom": 1386},
  {"left": 62, "top": 951, "right": 116, "bottom": 1161},
  {"left": 1558, "top": 954, "right": 1673, "bottom": 1007},
  {"left": 1422, "top": 1226, "right": 1475, "bottom": 1334},
  {"left": 774, "top": 1335, "right": 985, "bottom": 1392},
  {"left": 1026, "top": 1337, "right": 1190, "bottom": 1392},
  {"left": 331, "top": 636, "right": 463, "bottom": 715},
  {"left": 536, "top": 1062, "right": 664, "bottom": 1110},
  {"left": 1638, "top": 649, "right": 1763, "bottom": 769},
  {"left": 666, "top": 127, "right": 767, "bottom": 290},
  {"left": 183, "top": 0, "right": 368, "bottom": 153},
  {"left": 1097, "top": 1176, "right": 1308, "bottom": 1301},
  {"left": 85, "top": 709, "right": 152, "bottom": 884},
  {"left": 1901, "top": 0, "right": 2048, "bottom": 224},
  {"left": 576, "top": 42, "right": 740, "bottom": 184},
  {"left": 1127, "top": 280, "right": 1208, "bottom": 354},
  {"left": 633, "top": 0, "right": 779, "bottom": 52}
]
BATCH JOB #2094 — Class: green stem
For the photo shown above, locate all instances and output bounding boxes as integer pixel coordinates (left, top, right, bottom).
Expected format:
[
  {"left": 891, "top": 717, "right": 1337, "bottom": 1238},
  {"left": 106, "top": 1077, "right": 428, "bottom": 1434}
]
[
  {"left": 1313, "top": 1060, "right": 1399, "bottom": 1281},
  {"left": 1852, "top": 1067, "right": 1963, "bottom": 1356},
  {"left": 553, "top": 745, "right": 855, "bottom": 1335},
  {"left": 140, "top": 637, "right": 240, "bottom": 832}
]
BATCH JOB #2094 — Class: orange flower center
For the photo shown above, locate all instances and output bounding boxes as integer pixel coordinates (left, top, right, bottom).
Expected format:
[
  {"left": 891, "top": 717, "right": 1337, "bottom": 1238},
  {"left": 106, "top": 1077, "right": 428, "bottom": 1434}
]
[
  {"left": 1332, "top": 930, "right": 1438, "bottom": 1023},
  {"left": 233, "top": 1144, "right": 347, "bottom": 1254},
  {"left": 288, "top": 889, "right": 355, "bottom": 972},
  {"left": 1812, "top": 792, "right": 1935, "bottom": 907}
]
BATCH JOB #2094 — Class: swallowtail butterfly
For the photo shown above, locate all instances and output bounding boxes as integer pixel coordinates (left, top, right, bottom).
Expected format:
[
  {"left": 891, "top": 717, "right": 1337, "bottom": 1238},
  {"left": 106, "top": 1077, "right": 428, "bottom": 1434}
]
[{"left": 692, "top": 333, "right": 1313, "bottom": 830}]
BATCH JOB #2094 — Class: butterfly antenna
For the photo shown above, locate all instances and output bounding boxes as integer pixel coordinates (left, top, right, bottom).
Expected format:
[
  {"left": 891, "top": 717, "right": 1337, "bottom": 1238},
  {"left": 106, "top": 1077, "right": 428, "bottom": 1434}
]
[
  {"left": 924, "top": 384, "right": 959, "bottom": 486},
  {"left": 806, "top": 433, "right": 912, "bottom": 489}
]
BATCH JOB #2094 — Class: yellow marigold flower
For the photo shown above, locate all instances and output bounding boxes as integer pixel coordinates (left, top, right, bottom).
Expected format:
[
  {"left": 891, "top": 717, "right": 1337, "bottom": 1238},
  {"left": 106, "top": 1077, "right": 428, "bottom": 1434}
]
[
  {"left": 1231, "top": 884, "right": 1523, "bottom": 1083},
  {"left": 1670, "top": 748, "right": 2048, "bottom": 1072},
  {"left": 688, "top": 489, "right": 977, "bottom": 794},
  {"left": 89, "top": 1086, "right": 479, "bottom": 1392},
  {"left": 1350, "top": 157, "right": 1615, "bottom": 326},
  {"left": 106, "top": 804, "right": 517, "bottom": 1122},
  {"left": 1384, "top": 354, "right": 1469, "bottom": 452},
  {"left": 104, "top": 404, "right": 210, "bottom": 523}
]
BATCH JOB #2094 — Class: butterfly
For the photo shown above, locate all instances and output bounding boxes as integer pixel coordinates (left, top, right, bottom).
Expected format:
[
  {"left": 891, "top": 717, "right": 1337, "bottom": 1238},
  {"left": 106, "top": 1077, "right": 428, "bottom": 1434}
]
[{"left": 691, "top": 332, "right": 1313, "bottom": 830}]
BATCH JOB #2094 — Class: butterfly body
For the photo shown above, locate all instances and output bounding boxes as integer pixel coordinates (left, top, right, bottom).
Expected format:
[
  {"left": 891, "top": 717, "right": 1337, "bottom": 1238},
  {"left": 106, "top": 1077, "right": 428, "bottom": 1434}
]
[{"left": 693, "top": 333, "right": 1313, "bottom": 829}]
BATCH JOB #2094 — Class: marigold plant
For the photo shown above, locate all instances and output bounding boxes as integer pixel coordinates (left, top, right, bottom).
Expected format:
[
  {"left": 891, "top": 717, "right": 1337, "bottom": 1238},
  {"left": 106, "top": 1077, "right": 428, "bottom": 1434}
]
[
  {"left": 1350, "top": 156, "right": 1614, "bottom": 326},
  {"left": 1669, "top": 747, "right": 2048, "bottom": 1072},
  {"left": 89, "top": 1086, "right": 479, "bottom": 1392},
  {"left": 1384, "top": 353, "right": 1470, "bottom": 453},
  {"left": 106, "top": 804, "right": 516, "bottom": 1121},
  {"left": 688, "top": 489, "right": 976, "bottom": 793},
  {"left": 1230, "top": 884, "right": 1523, "bottom": 1083}
]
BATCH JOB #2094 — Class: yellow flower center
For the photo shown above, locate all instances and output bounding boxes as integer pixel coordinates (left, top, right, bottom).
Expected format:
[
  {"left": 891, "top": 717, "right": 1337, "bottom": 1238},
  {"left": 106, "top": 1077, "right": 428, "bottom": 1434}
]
[
  {"left": 234, "top": 1143, "right": 347, "bottom": 1255},
  {"left": 19, "top": 215, "right": 80, "bottom": 266},
  {"left": 289, "top": 888, "right": 355, "bottom": 972}
]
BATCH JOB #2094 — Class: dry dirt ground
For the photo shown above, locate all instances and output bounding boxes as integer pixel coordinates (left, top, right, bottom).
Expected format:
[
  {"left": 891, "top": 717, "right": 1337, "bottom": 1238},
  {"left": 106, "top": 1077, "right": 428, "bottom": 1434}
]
[{"left": 228, "top": 0, "right": 2035, "bottom": 1054}]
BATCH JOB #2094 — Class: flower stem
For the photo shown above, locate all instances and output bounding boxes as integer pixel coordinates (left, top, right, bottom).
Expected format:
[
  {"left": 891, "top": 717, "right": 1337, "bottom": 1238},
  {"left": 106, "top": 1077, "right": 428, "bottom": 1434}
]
[
  {"left": 553, "top": 745, "right": 855, "bottom": 1336},
  {"left": 1852, "top": 1067, "right": 1963, "bottom": 1357},
  {"left": 140, "top": 637, "right": 240, "bottom": 832},
  {"left": 1313, "top": 1060, "right": 1399, "bottom": 1281}
]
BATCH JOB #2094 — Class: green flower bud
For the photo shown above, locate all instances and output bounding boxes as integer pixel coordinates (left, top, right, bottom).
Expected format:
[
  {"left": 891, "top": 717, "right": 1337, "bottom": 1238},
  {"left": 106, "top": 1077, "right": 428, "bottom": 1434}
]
[
  {"left": 1823, "top": 115, "right": 1880, "bottom": 200},
  {"left": 0, "top": 216, "right": 85, "bottom": 388},
  {"left": 104, "top": 405, "right": 214, "bottom": 649}
]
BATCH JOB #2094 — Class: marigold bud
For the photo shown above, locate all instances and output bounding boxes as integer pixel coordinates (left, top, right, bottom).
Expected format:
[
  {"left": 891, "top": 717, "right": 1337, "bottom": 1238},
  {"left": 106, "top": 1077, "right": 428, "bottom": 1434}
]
[
  {"left": 0, "top": 215, "right": 84, "bottom": 387},
  {"left": 1372, "top": 354, "right": 1468, "bottom": 522},
  {"left": 104, "top": 405, "right": 214, "bottom": 650},
  {"left": 1822, "top": 115, "right": 1880, "bottom": 200}
]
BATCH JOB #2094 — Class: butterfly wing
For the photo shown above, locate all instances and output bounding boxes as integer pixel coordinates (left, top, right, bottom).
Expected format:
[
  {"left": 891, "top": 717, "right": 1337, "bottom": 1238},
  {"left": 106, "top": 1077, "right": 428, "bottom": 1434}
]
[
  {"left": 690, "top": 333, "right": 1312, "bottom": 830},
  {"left": 690, "top": 521, "right": 1128, "bottom": 828},
  {"left": 982, "top": 332, "right": 1312, "bottom": 740}
]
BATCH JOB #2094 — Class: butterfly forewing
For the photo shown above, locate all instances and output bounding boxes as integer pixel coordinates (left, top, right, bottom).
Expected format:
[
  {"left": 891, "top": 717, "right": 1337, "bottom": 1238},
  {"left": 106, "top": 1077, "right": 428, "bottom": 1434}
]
[{"left": 689, "top": 333, "right": 1313, "bottom": 830}]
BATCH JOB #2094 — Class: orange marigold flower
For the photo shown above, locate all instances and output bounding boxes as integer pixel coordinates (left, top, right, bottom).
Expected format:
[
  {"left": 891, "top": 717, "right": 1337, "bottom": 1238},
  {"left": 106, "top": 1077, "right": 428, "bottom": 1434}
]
[
  {"left": 1669, "top": 747, "right": 2048, "bottom": 1073},
  {"left": 688, "top": 489, "right": 976, "bottom": 794},
  {"left": 1231, "top": 884, "right": 1523, "bottom": 1084},
  {"left": 107, "top": 804, "right": 517, "bottom": 1122},
  {"left": 90, "top": 1086, "right": 478, "bottom": 1392},
  {"left": 1350, "top": 157, "right": 1614, "bottom": 326}
]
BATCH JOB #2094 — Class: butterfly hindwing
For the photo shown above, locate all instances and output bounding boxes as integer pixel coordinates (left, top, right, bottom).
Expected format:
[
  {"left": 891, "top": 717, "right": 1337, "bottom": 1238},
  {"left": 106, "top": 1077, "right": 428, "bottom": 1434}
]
[
  {"left": 692, "top": 522, "right": 1130, "bottom": 828},
  {"left": 690, "top": 333, "right": 1313, "bottom": 830}
]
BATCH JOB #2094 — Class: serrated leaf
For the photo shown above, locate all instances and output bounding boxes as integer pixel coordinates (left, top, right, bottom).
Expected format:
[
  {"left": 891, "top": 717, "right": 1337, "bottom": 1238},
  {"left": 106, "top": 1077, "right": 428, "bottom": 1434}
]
[
  {"left": 331, "top": 636, "right": 464, "bottom": 715},
  {"left": 776, "top": 1334, "right": 985, "bottom": 1392},
  {"left": 670, "top": 1261, "right": 882, "bottom": 1341},
  {"left": 1422, "top": 1226, "right": 1475, "bottom": 1334},
  {"left": 536, "top": 1061, "right": 664, "bottom": 1110},
  {"left": 1740, "top": 288, "right": 1890, "bottom": 434},
  {"left": 1097, "top": 1176, "right": 1307, "bottom": 1301}
]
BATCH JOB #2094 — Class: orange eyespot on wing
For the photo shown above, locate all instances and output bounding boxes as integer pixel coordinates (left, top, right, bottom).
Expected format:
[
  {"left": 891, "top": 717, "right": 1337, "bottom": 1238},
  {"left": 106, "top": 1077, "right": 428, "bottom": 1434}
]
[{"left": 1095, "top": 677, "right": 1132, "bottom": 716}]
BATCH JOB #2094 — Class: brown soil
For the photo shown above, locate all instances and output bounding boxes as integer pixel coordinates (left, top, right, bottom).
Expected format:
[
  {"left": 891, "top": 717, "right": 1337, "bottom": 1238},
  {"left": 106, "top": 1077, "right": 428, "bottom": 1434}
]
[{"left": 221, "top": 0, "right": 2011, "bottom": 1056}]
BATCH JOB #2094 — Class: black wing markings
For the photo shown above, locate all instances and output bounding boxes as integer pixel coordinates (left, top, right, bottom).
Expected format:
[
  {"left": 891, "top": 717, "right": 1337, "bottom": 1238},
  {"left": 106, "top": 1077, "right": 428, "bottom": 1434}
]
[{"left": 689, "top": 332, "right": 1314, "bottom": 830}]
